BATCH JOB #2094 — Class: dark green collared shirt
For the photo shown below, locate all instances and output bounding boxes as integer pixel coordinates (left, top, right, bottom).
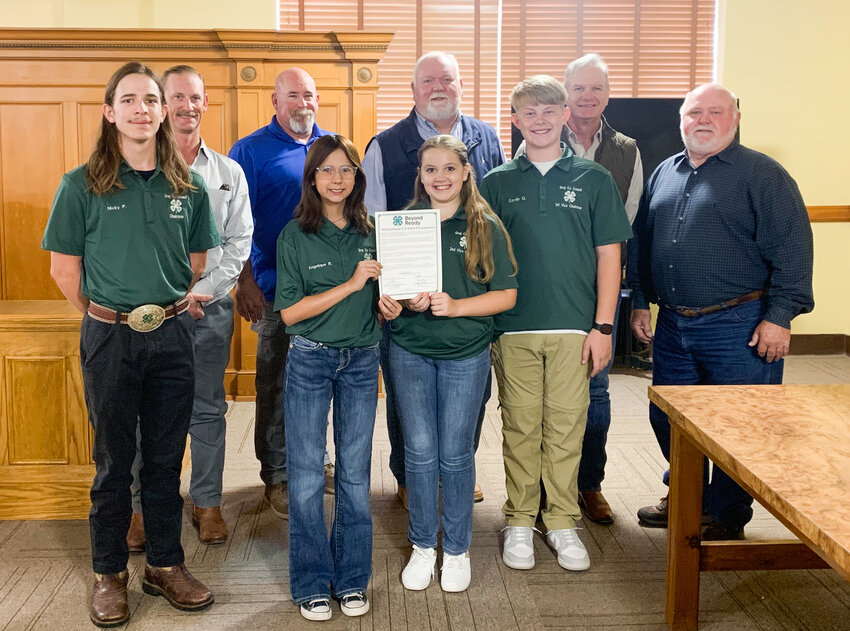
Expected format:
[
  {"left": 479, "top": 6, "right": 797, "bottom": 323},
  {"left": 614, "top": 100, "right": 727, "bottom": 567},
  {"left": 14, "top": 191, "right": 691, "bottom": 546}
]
[
  {"left": 480, "top": 145, "right": 631, "bottom": 333},
  {"left": 41, "top": 162, "right": 220, "bottom": 312},
  {"left": 275, "top": 217, "right": 380, "bottom": 348},
  {"left": 390, "top": 204, "right": 518, "bottom": 360}
]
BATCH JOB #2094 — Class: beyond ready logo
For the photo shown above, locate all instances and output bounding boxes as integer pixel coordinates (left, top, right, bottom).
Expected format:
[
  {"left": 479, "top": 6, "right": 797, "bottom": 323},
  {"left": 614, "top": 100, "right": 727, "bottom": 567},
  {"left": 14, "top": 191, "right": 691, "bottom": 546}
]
[{"left": 393, "top": 215, "right": 403, "bottom": 226}]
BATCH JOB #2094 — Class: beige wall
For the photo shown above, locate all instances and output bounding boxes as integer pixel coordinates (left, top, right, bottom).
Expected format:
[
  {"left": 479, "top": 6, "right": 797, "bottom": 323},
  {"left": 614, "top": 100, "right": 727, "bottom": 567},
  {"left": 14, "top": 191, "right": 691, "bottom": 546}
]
[
  {"left": 3, "top": 0, "right": 274, "bottom": 29},
  {"left": 718, "top": 0, "right": 850, "bottom": 335}
]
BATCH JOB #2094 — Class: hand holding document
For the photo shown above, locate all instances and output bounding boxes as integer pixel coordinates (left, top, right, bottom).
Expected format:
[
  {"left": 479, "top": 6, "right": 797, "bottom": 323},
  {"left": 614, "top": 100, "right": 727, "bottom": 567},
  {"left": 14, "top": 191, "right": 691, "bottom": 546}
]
[{"left": 375, "top": 210, "right": 442, "bottom": 300}]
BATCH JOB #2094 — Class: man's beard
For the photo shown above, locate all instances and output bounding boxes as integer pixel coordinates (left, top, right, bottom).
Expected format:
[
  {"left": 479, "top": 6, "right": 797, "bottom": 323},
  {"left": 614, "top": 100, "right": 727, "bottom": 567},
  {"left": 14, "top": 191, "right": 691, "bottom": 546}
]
[
  {"left": 289, "top": 108, "right": 315, "bottom": 134},
  {"left": 421, "top": 95, "right": 459, "bottom": 122},
  {"left": 681, "top": 125, "right": 736, "bottom": 158}
]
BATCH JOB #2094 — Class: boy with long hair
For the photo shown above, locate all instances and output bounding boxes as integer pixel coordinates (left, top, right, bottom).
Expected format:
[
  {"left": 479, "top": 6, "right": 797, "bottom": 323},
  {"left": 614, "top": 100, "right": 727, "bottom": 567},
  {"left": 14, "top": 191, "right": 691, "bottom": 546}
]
[{"left": 42, "top": 62, "right": 220, "bottom": 627}]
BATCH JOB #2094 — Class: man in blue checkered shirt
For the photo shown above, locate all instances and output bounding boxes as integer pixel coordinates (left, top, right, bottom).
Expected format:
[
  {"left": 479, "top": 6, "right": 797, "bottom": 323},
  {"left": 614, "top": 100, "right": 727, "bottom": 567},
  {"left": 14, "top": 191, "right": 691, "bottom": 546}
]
[{"left": 627, "top": 83, "right": 814, "bottom": 541}]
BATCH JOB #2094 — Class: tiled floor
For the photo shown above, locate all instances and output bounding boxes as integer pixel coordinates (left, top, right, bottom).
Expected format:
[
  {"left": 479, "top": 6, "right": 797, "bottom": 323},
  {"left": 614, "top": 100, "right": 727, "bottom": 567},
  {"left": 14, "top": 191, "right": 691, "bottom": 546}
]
[{"left": 1, "top": 355, "right": 849, "bottom": 630}]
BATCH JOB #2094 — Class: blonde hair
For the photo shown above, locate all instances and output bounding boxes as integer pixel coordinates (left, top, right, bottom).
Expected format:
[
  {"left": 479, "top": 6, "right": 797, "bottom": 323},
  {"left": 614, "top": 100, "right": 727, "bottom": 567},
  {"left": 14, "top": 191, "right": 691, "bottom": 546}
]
[
  {"left": 510, "top": 75, "right": 568, "bottom": 110},
  {"left": 87, "top": 62, "right": 193, "bottom": 197},
  {"left": 411, "top": 135, "right": 517, "bottom": 283}
]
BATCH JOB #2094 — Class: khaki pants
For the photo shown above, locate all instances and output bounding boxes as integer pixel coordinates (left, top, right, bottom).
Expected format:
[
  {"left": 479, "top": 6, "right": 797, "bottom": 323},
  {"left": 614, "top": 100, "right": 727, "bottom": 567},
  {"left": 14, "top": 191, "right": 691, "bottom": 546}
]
[{"left": 492, "top": 333, "right": 591, "bottom": 530}]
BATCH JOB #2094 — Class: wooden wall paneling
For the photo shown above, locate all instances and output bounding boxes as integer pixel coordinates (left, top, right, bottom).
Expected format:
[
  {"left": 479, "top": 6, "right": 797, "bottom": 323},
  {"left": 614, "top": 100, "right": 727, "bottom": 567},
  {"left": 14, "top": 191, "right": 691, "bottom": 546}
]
[
  {"left": 0, "top": 301, "right": 91, "bottom": 519},
  {"left": 0, "top": 102, "right": 66, "bottom": 300},
  {"left": 6, "top": 356, "right": 68, "bottom": 464},
  {"left": 0, "top": 28, "right": 393, "bottom": 411}
]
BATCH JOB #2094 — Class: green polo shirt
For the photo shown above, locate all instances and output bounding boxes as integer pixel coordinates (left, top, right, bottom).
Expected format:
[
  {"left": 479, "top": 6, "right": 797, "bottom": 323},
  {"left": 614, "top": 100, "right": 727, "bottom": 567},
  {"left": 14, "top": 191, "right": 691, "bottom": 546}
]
[
  {"left": 480, "top": 145, "right": 632, "bottom": 334},
  {"left": 41, "top": 162, "right": 220, "bottom": 312},
  {"left": 275, "top": 218, "right": 380, "bottom": 348},
  {"left": 390, "top": 204, "right": 518, "bottom": 360}
]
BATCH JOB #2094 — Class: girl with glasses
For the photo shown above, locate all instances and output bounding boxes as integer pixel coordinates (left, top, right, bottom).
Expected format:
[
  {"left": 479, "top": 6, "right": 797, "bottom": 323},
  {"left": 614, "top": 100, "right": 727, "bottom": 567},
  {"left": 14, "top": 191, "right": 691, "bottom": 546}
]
[{"left": 274, "top": 134, "right": 401, "bottom": 621}]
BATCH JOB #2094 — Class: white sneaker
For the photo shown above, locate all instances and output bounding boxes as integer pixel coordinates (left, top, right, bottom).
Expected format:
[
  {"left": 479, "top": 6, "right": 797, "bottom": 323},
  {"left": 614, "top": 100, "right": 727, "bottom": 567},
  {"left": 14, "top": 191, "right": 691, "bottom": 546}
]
[
  {"left": 546, "top": 528, "right": 590, "bottom": 571},
  {"left": 501, "top": 526, "right": 536, "bottom": 569},
  {"left": 440, "top": 552, "right": 471, "bottom": 592},
  {"left": 300, "top": 598, "right": 332, "bottom": 621},
  {"left": 401, "top": 545, "right": 436, "bottom": 590},
  {"left": 339, "top": 591, "right": 369, "bottom": 617}
]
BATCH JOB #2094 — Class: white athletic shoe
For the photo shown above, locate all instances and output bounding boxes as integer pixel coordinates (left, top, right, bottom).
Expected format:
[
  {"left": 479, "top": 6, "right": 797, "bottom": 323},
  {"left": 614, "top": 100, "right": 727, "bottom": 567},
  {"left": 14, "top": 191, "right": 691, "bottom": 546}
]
[
  {"left": 546, "top": 527, "right": 590, "bottom": 571},
  {"left": 440, "top": 552, "right": 471, "bottom": 592},
  {"left": 501, "top": 526, "right": 536, "bottom": 569},
  {"left": 401, "top": 545, "right": 436, "bottom": 590}
]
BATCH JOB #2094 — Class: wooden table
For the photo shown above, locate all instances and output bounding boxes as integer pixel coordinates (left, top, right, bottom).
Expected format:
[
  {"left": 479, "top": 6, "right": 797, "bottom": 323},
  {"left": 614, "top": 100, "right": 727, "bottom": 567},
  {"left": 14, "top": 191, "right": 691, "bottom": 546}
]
[{"left": 648, "top": 384, "right": 850, "bottom": 631}]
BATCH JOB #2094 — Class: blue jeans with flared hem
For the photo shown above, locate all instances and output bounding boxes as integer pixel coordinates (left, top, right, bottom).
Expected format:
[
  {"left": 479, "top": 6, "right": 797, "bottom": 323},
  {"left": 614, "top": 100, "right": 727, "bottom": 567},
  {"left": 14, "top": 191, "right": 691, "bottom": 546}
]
[
  {"left": 649, "top": 299, "right": 784, "bottom": 530},
  {"left": 284, "top": 335, "right": 379, "bottom": 604},
  {"left": 389, "top": 341, "right": 490, "bottom": 556}
]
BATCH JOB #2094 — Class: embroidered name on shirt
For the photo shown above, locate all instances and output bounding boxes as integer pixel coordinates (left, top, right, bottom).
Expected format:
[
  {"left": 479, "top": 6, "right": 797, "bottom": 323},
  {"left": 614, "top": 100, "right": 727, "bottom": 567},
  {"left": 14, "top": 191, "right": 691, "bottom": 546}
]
[
  {"left": 309, "top": 261, "right": 332, "bottom": 270},
  {"left": 106, "top": 204, "right": 125, "bottom": 211},
  {"left": 507, "top": 196, "right": 527, "bottom": 203}
]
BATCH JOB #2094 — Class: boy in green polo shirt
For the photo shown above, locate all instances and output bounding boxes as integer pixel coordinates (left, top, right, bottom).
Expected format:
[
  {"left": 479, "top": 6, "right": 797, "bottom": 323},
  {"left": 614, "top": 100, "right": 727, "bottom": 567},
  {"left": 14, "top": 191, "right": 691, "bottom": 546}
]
[
  {"left": 42, "top": 62, "right": 219, "bottom": 627},
  {"left": 480, "top": 75, "right": 631, "bottom": 572}
]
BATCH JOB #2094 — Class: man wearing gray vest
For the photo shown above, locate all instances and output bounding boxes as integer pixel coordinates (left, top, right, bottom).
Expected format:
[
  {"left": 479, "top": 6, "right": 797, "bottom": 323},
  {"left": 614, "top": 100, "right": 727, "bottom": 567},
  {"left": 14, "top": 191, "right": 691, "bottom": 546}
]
[{"left": 562, "top": 53, "right": 642, "bottom": 525}]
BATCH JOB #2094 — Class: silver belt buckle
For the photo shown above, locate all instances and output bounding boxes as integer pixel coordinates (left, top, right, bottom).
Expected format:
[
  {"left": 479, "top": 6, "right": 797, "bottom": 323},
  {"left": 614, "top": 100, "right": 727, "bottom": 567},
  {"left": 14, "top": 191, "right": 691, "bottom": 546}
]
[{"left": 127, "top": 304, "right": 166, "bottom": 332}]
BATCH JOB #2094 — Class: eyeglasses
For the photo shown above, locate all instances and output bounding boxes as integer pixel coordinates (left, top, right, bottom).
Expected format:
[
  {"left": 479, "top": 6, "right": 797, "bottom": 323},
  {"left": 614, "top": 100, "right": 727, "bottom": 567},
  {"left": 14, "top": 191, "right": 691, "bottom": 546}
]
[{"left": 316, "top": 165, "right": 358, "bottom": 178}]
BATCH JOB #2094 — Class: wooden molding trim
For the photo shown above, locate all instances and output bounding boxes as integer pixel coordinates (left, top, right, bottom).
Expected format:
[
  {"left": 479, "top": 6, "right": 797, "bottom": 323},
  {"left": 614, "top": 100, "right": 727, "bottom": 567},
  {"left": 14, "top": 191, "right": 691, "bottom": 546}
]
[
  {"left": 0, "top": 29, "right": 394, "bottom": 58},
  {"left": 790, "top": 334, "right": 850, "bottom": 356},
  {"left": 807, "top": 205, "right": 850, "bottom": 222}
]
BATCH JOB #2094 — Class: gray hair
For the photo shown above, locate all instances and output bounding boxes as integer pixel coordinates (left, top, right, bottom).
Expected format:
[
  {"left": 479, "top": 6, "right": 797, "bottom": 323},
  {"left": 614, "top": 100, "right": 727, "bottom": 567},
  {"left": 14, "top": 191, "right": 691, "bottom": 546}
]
[
  {"left": 679, "top": 83, "right": 740, "bottom": 117},
  {"left": 564, "top": 53, "right": 609, "bottom": 90},
  {"left": 413, "top": 51, "right": 461, "bottom": 84},
  {"left": 511, "top": 75, "right": 568, "bottom": 110}
]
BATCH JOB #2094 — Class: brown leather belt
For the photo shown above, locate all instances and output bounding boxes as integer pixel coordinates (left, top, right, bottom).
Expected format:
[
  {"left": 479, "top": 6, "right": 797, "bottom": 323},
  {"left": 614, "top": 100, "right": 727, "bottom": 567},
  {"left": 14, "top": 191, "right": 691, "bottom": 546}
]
[
  {"left": 665, "top": 290, "right": 766, "bottom": 318},
  {"left": 87, "top": 298, "right": 189, "bottom": 332}
]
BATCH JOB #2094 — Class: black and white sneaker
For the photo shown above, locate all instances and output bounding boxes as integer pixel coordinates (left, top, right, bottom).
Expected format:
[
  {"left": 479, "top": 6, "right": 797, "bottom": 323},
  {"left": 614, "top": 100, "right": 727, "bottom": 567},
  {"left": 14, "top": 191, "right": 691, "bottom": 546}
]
[
  {"left": 300, "top": 598, "right": 332, "bottom": 621},
  {"left": 339, "top": 591, "right": 369, "bottom": 617}
]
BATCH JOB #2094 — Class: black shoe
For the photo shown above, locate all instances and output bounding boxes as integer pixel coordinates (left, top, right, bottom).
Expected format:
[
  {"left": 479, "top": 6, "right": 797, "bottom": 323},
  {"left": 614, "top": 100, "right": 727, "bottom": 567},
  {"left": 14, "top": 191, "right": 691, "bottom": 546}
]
[
  {"left": 638, "top": 494, "right": 712, "bottom": 528},
  {"left": 637, "top": 495, "right": 669, "bottom": 527},
  {"left": 701, "top": 522, "right": 744, "bottom": 541}
]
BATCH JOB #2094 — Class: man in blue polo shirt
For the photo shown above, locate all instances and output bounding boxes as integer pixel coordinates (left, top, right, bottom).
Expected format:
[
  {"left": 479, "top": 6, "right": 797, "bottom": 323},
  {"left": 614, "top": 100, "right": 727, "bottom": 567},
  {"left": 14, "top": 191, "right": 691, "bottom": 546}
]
[{"left": 229, "top": 68, "right": 331, "bottom": 519}]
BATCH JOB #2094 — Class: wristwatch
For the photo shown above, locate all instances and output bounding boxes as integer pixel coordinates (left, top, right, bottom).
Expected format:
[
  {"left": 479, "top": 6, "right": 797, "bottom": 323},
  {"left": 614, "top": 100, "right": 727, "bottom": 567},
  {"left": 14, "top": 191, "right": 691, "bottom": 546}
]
[{"left": 592, "top": 322, "right": 614, "bottom": 335}]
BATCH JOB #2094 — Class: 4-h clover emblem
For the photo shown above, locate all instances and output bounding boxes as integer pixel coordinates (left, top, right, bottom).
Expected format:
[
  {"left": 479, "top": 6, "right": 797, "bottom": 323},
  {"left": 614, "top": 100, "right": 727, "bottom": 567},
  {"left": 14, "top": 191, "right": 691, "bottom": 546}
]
[
  {"left": 459, "top": 235, "right": 467, "bottom": 249},
  {"left": 563, "top": 190, "right": 576, "bottom": 203},
  {"left": 170, "top": 199, "right": 183, "bottom": 213},
  {"left": 393, "top": 215, "right": 403, "bottom": 226},
  {"left": 142, "top": 313, "right": 154, "bottom": 324},
  {"left": 364, "top": 252, "right": 373, "bottom": 260}
]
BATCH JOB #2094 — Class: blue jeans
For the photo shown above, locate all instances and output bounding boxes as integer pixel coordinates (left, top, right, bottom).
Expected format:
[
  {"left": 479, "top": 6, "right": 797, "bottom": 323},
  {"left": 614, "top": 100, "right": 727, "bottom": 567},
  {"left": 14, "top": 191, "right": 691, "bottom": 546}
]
[
  {"left": 284, "top": 336, "right": 379, "bottom": 604},
  {"left": 389, "top": 341, "right": 490, "bottom": 555},
  {"left": 577, "top": 294, "right": 621, "bottom": 492},
  {"left": 382, "top": 323, "right": 492, "bottom": 488},
  {"left": 650, "top": 299, "right": 783, "bottom": 530},
  {"left": 81, "top": 312, "right": 194, "bottom": 574}
]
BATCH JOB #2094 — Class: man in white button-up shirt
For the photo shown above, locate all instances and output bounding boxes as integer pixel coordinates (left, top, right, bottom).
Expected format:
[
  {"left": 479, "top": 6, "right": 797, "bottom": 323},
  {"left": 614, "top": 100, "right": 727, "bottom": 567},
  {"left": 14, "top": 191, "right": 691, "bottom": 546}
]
[{"left": 127, "top": 65, "right": 253, "bottom": 548}]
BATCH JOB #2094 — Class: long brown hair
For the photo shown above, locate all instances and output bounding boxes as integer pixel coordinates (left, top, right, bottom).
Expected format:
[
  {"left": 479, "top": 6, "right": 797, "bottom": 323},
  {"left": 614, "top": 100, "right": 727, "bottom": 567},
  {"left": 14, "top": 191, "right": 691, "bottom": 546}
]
[
  {"left": 294, "top": 134, "right": 371, "bottom": 236},
  {"left": 411, "top": 135, "right": 517, "bottom": 283},
  {"left": 86, "top": 62, "right": 193, "bottom": 196}
]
